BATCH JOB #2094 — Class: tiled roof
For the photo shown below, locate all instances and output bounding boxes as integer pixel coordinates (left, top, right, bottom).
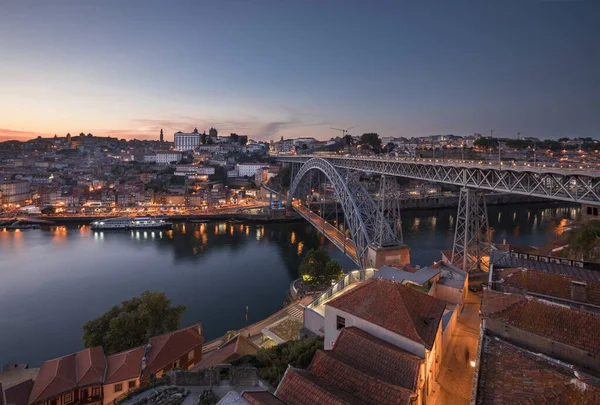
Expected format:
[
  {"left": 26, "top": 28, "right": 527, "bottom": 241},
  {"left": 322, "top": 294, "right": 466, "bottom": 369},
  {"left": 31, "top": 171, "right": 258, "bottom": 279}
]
[
  {"left": 494, "top": 267, "right": 600, "bottom": 306},
  {"left": 146, "top": 324, "right": 204, "bottom": 374},
  {"left": 28, "top": 354, "right": 77, "bottom": 405},
  {"left": 4, "top": 379, "right": 34, "bottom": 405},
  {"left": 326, "top": 278, "right": 446, "bottom": 349},
  {"left": 196, "top": 335, "right": 258, "bottom": 369},
  {"left": 310, "top": 350, "right": 413, "bottom": 405},
  {"left": 241, "top": 391, "right": 287, "bottom": 405},
  {"left": 482, "top": 290, "right": 600, "bottom": 355},
  {"left": 332, "top": 327, "right": 421, "bottom": 391},
  {"left": 105, "top": 346, "right": 145, "bottom": 384},
  {"left": 75, "top": 347, "right": 106, "bottom": 387},
  {"left": 493, "top": 253, "right": 600, "bottom": 281},
  {"left": 276, "top": 368, "right": 368, "bottom": 405},
  {"left": 475, "top": 335, "right": 600, "bottom": 404}
]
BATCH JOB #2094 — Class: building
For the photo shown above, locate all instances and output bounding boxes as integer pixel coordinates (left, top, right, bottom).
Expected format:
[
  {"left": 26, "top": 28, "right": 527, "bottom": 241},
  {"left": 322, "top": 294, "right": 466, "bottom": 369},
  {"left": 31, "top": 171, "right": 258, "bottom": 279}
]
[
  {"left": 217, "top": 391, "right": 286, "bottom": 405},
  {"left": 195, "top": 335, "right": 259, "bottom": 370},
  {"left": 237, "top": 163, "right": 269, "bottom": 179},
  {"left": 155, "top": 151, "right": 183, "bottom": 165},
  {"left": 29, "top": 347, "right": 106, "bottom": 405},
  {"left": 142, "top": 324, "right": 204, "bottom": 380},
  {"left": 276, "top": 326, "right": 425, "bottom": 405},
  {"left": 102, "top": 347, "right": 145, "bottom": 405},
  {"left": 0, "top": 180, "right": 31, "bottom": 206},
  {"left": 2, "top": 380, "right": 35, "bottom": 405},
  {"left": 174, "top": 132, "right": 201, "bottom": 151}
]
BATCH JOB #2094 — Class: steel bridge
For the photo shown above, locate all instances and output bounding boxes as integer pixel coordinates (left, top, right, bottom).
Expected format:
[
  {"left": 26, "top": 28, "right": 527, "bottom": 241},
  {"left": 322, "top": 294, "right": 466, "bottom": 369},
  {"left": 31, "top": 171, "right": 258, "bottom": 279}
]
[{"left": 277, "top": 155, "right": 600, "bottom": 271}]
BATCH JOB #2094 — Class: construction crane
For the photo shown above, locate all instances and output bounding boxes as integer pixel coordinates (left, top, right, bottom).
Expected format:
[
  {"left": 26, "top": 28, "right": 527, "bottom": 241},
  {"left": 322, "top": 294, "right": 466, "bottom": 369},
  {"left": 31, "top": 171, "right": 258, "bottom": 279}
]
[{"left": 330, "top": 125, "right": 359, "bottom": 138}]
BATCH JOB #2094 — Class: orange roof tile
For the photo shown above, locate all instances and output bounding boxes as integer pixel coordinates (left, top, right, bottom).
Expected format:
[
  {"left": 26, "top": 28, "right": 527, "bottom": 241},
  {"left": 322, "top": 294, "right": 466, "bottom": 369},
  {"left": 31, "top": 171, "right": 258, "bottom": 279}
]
[
  {"left": 105, "top": 346, "right": 145, "bottom": 384},
  {"left": 475, "top": 335, "right": 600, "bottom": 404},
  {"left": 241, "top": 391, "right": 286, "bottom": 405},
  {"left": 310, "top": 350, "right": 413, "bottom": 405},
  {"left": 196, "top": 334, "right": 258, "bottom": 369},
  {"left": 146, "top": 324, "right": 204, "bottom": 374},
  {"left": 482, "top": 290, "right": 600, "bottom": 355},
  {"left": 332, "top": 327, "right": 421, "bottom": 391},
  {"left": 75, "top": 347, "right": 105, "bottom": 387},
  {"left": 276, "top": 368, "right": 367, "bottom": 405},
  {"left": 327, "top": 278, "right": 446, "bottom": 349},
  {"left": 28, "top": 354, "right": 77, "bottom": 405},
  {"left": 4, "top": 379, "right": 34, "bottom": 405}
]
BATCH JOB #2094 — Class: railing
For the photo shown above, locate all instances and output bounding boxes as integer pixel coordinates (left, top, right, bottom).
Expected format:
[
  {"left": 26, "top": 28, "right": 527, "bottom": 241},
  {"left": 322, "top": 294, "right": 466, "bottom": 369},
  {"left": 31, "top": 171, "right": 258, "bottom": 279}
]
[{"left": 307, "top": 269, "right": 377, "bottom": 309}]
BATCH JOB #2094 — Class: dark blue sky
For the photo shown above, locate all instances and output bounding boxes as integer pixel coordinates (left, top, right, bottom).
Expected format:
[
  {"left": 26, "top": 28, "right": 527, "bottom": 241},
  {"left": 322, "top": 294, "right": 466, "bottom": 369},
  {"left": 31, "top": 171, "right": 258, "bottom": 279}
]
[{"left": 0, "top": 0, "right": 598, "bottom": 141}]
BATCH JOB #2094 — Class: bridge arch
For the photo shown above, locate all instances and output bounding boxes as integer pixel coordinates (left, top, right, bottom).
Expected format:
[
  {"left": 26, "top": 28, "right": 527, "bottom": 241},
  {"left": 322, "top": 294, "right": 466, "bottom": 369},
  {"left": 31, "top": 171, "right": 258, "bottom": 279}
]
[{"left": 287, "top": 158, "right": 396, "bottom": 267}]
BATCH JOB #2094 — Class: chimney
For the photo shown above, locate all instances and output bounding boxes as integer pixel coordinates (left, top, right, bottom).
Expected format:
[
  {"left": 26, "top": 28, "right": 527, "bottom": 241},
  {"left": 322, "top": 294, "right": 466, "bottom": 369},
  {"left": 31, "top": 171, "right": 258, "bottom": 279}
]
[{"left": 570, "top": 281, "right": 587, "bottom": 302}]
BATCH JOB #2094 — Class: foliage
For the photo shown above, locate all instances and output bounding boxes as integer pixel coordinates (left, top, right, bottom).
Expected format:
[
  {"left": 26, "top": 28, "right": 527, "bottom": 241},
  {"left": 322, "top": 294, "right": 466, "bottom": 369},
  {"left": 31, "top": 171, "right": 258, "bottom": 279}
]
[
  {"left": 197, "top": 390, "right": 218, "bottom": 405},
  {"left": 299, "top": 248, "right": 343, "bottom": 287},
  {"left": 563, "top": 220, "right": 600, "bottom": 262},
  {"left": 82, "top": 291, "right": 186, "bottom": 355},
  {"left": 359, "top": 133, "right": 382, "bottom": 152},
  {"left": 41, "top": 206, "right": 55, "bottom": 215},
  {"left": 343, "top": 134, "right": 353, "bottom": 146},
  {"left": 239, "top": 337, "right": 324, "bottom": 387}
]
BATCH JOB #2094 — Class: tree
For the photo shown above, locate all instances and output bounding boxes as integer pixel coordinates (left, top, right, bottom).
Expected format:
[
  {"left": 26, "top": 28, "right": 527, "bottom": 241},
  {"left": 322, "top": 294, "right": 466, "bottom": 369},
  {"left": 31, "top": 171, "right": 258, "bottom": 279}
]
[
  {"left": 299, "top": 248, "right": 343, "bottom": 287},
  {"left": 82, "top": 291, "right": 186, "bottom": 355},
  {"left": 343, "top": 134, "right": 353, "bottom": 146},
  {"left": 359, "top": 133, "right": 382, "bottom": 153},
  {"left": 385, "top": 142, "right": 395, "bottom": 153},
  {"left": 41, "top": 206, "right": 55, "bottom": 215},
  {"left": 563, "top": 221, "right": 600, "bottom": 262}
]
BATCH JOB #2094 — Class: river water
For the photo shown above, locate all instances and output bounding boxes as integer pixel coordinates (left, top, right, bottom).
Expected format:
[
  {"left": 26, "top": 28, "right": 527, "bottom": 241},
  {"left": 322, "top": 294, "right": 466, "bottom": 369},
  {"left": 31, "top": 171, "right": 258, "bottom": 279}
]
[{"left": 0, "top": 203, "right": 578, "bottom": 366}]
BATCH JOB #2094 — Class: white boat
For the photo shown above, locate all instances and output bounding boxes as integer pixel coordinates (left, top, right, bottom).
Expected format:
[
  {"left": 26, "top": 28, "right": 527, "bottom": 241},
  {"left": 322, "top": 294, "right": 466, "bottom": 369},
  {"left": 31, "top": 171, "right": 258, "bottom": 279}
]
[
  {"left": 130, "top": 217, "right": 172, "bottom": 229},
  {"left": 90, "top": 217, "right": 172, "bottom": 230},
  {"left": 91, "top": 217, "right": 133, "bottom": 230}
]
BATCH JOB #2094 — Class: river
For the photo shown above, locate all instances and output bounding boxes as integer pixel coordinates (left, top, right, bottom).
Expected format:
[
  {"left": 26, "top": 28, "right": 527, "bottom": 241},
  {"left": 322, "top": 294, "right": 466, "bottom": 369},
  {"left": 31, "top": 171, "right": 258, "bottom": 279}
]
[{"left": 0, "top": 203, "right": 578, "bottom": 366}]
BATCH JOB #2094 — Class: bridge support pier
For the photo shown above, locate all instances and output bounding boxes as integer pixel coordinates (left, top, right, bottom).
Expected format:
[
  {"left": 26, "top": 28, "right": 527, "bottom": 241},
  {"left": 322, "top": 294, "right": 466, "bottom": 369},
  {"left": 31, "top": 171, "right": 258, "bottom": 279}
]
[
  {"left": 365, "top": 244, "right": 410, "bottom": 269},
  {"left": 451, "top": 187, "right": 490, "bottom": 272}
]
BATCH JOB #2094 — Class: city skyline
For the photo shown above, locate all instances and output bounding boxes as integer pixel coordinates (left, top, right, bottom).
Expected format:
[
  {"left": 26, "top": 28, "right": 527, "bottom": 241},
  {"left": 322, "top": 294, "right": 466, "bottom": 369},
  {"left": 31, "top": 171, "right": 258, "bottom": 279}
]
[{"left": 1, "top": 0, "right": 599, "bottom": 142}]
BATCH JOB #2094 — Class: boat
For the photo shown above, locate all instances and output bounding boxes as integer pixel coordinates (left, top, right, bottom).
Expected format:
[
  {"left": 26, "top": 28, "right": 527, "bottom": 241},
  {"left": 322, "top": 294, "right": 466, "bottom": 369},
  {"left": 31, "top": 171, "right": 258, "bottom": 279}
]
[
  {"left": 91, "top": 217, "right": 173, "bottom": 230},
  {"left": 226, "top": 218, "right": 243, "bottom": 224},
  {"left": 130, "top": 216, "right": 172, "bottom": 229},
  {"left": 3, "top": 220, "right": 40, "bottom": 230},
  {"left": 187, "top": 218, "right": 209, "bottom": 224}
]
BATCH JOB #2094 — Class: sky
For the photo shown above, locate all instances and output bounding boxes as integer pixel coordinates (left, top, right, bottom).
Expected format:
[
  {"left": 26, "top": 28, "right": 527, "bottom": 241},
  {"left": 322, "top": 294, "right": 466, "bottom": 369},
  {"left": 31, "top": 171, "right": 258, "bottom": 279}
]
[{"left": 0, "top": 0, "right": 598, "bottom": 142}]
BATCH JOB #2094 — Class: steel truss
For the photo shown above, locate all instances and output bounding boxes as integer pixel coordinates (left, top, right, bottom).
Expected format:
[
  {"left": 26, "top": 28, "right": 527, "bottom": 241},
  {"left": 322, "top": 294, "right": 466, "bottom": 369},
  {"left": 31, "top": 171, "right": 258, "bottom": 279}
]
[
  {"left": 451, "top": 188, "right": 490, "bottom": 272},
  {"left": 278, "top": 156, "right": 600, "bottom": 206},
  {"left": 288, "top": 158, "right": 400, "bottom": 267}
]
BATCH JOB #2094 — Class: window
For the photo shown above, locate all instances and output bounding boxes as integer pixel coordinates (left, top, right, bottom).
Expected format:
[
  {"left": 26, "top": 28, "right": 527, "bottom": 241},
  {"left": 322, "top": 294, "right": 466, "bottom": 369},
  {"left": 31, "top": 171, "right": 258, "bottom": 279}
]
[
  {"left": 594, "top": 208, "right": 599, "bottom": 216},
  {"left": 128, "top": 380, "right": 136, "bottom": 390},
  {"left": 188, "top": 350, "right": 195, "bottom": 362},
  {"left": 63, "top": 392, "right": 73, "bottom": 404},
  {"left": 588, "top": 207, "right": 593, "bottom": 215},
  {"left": 336, "top": 315, "right": 346, "bottom": 330},
  {"left": 91, "top": 386, "right": 100, "bottom": 397},
  {"left": 173, "top": 360, "right": 180, "bottom": 369},
  {"left": 114, "top": 383, "right": 123, "bottom": 393}
]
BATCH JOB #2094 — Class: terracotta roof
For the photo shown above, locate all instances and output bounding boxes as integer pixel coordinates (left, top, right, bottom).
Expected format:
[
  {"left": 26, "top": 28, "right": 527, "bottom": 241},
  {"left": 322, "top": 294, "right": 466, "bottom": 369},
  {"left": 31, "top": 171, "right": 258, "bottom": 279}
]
[
  {"left": 482, "top": 290, "right": 600, "bottom": 355},
  {"left": 241, "top": 391, "right": 287, "bottom": 405},
  {"left": 494, "top": 267, "right": 600, "bottom": 306},
  {"left": 146, "top": 324, "right": 204, "bottom": 374},
  {"left": 4, "top": 380, "right": 34, "bottom": 405},
  {"left": 104, "top": 346, "right": 145, "bottom": 384},
  {"left": 276, "top": 368, "right": 368, "bottom": 405},
  {"left": 332, "top": 327, "right": 421, "bottom": 391},
  {"left": 475, "top": 335, "right": 600, "bottom": 404},
  {"left": 196, "top": 335, "right": 258, "bottom": 369},
  {"left": 326, "top": 278, "right": 446, "bottom": 349},
  {"left": 28, "top": 354, "right": 77, "bottom": 405},
  {"left": 310, "top": 350, "right": 413, "bottom": 405},
  {"left": 75, "top": 347, "right": 105, "bottom": 387}
]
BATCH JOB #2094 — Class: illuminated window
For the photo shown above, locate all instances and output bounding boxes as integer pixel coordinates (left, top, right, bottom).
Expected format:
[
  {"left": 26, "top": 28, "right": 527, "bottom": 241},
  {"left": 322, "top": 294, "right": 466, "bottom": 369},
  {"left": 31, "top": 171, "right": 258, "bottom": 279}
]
[
  {"left": 91, "top": 386, "right": 100, "bottom": 397},
  {"left": 128, "top": 380, "right": 136, "bottom": 390},
  {"left": 63, "top": 392, "right": 73, "bottom": 404}
]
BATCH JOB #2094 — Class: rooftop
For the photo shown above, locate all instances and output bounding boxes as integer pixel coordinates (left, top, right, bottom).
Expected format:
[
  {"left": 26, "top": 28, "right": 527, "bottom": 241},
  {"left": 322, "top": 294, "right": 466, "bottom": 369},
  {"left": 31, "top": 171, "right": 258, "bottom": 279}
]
[
  {"left": 3, "top": 380, "right": 34, "bottom": 405},
  {"left": 493, "top": 251, "right": 600, "bottom": 281},
  {"left": 475, "top": 334, "right": 600, "bottom": 404},
  {"left": 196, "top": 335, "right": 258, "bottom": 370},
  {"left": 146, "top": 324, "right": 204, "bottom": 374},
  {"left": 104, "top": 346, "right": 145, "bottom": 384},
  {"left": 326, "top": 278, "right": 446, "bottom": 349},
  {"left": 482, "top": 289, "right": 600, "bottom": 355},
  {"left": 374, "top": 265, "right": 441, "bottom": 286}
]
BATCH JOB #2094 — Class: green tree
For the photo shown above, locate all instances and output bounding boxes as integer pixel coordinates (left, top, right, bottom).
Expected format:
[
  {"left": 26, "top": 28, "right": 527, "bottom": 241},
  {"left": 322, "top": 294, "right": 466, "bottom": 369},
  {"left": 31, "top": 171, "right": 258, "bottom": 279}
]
[
  {"left": 82, "top": 291, "right": 186, "bottom": 354},
  {"left": 41, "top": 206, "right": 55, "bottom": 215},
  {"left": 359, "top": 133, "right": 382, "bottom": 152},
  {"left": 563, "top": 221, "right": 600, "bottom": 262},
  {"left": 300, "top": 248, "right": 342, "bottom": 287},
  {"left": 343, "top": 134, "right": 353, "bottom": 146},
  {"left": 324, "top": 260, "right": 344, "bottom": 283}
]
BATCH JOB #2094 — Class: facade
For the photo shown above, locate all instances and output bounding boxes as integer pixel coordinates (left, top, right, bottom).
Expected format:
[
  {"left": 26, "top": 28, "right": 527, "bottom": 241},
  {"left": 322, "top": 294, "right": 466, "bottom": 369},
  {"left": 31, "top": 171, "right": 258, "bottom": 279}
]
[
  {"left": 0, "top": 180, "right": 31, "bottom": 205},
  {"left": 102, "top": 347, "right": 145, "bottom": 405},
  {"left": 155, "top": 152, "right": 183, "bottom": 165},
  {"left": 237, "top": 164, "right": 269, "bottom": 179},
  {"left": 174, "top": 132, "right": 201, "bottom": 151}
]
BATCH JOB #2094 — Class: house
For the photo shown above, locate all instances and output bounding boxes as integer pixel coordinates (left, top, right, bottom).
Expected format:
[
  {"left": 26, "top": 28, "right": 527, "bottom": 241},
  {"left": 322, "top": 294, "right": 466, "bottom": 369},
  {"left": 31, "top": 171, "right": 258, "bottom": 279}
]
[
  {"left": 217, "top": 390, "right": 286, "bottom": 405},
  {"left": 2, "top": 380, "right": 34, "bottom": 405},
  {"left": 102, "top": 347, "right": 145, "bottom": 405},
  {"left": 276, "top": 327, "right": 424, "bottom": 405},
  {"left": 194, "top": 335, "right": 258, "bottom": 370},
  {"left": 142, "top": 324, "right": 204, "bottom": 380},
  {"left": 28, "top": 347, "right": 106, "bottom": 405},
  {"left": 323, "top": 278, "right": 446, "bottom": 398}
]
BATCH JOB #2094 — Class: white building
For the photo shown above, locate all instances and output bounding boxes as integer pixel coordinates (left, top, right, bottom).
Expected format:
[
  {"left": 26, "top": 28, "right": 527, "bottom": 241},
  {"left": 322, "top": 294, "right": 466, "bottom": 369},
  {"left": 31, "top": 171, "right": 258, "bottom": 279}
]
[
  {"left": 237, "top": 163, "right": 269, "bottom": 178},
  {"left": 174, "top": 132, "right": 201, "bottom": 151},
  {"left": 156, "top": 151, "right": 183, "bottom": 164}
]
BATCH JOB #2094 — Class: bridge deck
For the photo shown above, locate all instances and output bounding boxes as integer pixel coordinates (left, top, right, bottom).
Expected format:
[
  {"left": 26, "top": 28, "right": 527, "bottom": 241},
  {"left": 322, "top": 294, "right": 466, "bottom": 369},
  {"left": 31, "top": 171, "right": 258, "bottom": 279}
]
[{"left": 292, "top": 202, "right": 359, "bottom": 265}]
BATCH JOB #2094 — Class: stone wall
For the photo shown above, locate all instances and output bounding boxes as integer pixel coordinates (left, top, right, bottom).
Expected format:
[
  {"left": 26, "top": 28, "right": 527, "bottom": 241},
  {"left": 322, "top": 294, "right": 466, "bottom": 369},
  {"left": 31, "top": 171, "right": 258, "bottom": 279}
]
[{"left": 167, "top": 366, "right": 259, "bottom": 387}]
